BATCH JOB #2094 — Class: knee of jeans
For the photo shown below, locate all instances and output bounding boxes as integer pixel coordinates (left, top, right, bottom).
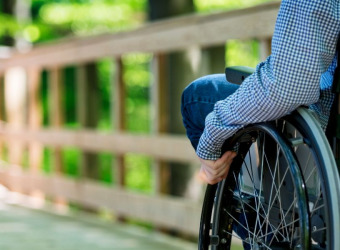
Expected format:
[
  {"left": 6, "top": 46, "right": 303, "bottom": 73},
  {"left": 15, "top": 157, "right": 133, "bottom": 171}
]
[
  {"left": 181, "top": 81, "right": 196, "bottom": 106},
  {"left": 182, "top": 74, "right": 235, "bottom": 105},
  {"left": 181, "top": 77, "right": 211, "bottom": 106}
]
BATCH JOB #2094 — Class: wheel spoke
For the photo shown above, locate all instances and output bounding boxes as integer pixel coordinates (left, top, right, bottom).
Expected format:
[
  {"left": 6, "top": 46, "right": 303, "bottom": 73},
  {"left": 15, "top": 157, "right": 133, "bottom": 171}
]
[
  {"left": 268, "top": 196, "right": 299, "bottom": 246},
  {"left": 311, "top": 203, "right": 325, "bottom": 215},
  {"left": 263, "top": 143, "right": 281, "bottom": 242}
]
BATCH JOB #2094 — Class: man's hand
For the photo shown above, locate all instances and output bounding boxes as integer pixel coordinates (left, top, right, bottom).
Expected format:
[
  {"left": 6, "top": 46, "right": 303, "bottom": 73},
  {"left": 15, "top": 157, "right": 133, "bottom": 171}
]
[{"left": 198, "top": 151, "right": 237, "bottom": 185}]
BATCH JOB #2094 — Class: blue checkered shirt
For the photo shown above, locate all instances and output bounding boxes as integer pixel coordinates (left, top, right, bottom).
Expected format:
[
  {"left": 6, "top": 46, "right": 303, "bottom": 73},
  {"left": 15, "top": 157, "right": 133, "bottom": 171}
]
[{"left": 197, "top": 0, "right": 340, "bottom": 160}]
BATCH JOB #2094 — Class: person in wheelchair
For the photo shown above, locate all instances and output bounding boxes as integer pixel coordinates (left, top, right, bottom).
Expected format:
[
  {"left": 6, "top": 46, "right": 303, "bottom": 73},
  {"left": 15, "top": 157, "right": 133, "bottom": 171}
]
[
  {"left": 181, "top": 0, "right": 339, "bottom": 185},
  {"left": 181, "top": 1, "right": 340, "bottom": 249}
]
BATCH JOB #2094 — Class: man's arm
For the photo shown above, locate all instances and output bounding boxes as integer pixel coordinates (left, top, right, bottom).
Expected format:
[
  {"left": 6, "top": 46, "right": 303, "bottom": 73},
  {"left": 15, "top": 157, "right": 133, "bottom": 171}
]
[{"left": 197, "top": 0, "right": 340, "bottom": 160}]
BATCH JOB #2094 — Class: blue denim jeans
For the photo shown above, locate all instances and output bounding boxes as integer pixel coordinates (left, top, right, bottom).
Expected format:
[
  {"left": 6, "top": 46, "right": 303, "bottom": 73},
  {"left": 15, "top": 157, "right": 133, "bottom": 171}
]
[
  {"left": 181, "top": 74, "right": 253, "bottom": 249},
  {"left": 181, "top": 74, "right": 239, "bottom": 150}
]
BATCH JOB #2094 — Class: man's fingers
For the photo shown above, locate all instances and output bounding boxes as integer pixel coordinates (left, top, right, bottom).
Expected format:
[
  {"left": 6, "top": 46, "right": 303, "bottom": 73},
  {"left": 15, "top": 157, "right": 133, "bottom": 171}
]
[
  {"left": 199, "top": 168, "right": 221, "bottom": 185},
  {"left": 220, "top": 166, "right": 230, "bottom": 180},
  {"left": 198, "top": 151, "right": 236, "bottom": 184},
  {"left": 200, "top": 164, "right": 230, "bottom": 185},
  {"left": 204, "top": 151, "right": 236, "bottom": 175},
  {"left": 218, "top": 151, "right": 237, "bottom": 164}
]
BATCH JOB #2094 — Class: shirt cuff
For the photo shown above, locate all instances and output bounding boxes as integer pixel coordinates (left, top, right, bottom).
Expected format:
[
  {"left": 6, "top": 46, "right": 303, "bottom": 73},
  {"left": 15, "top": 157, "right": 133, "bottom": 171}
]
[{"left": 196, "top": 130, "right": 221, "bottom": 160}]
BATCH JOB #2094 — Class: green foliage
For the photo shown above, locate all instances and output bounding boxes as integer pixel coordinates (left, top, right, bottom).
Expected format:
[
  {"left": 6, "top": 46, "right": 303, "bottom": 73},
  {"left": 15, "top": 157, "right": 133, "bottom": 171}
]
[
  {"left": 0, "top": 14, "right": 20, "bottom": 38},
  {"left": 21, "top": 149, "right": 29, "bottom": 169},
  {"left": 194, "top": 0, "right": 273, "bottom": 12},
  {"left": 96, "top": 54, "right": 152, "bottom": 133},
  {"left": 29, "top": 0, "right": 147, "bottom": 42},
  {"left": 0, "top": 0, "right": 147, "bottom": 44},
  {"left": 123, "top": 53, "right": 152, "bottom": 88},
  {"left": 22, "top": 24, "right": 41, "bottom": 42},
  {"left": 62, "top": 147, "right": 80, "bottom": 177},
  {"left": 64, "top": 67, "right": 77, "bottom": 126},
  {"left": 98, "top": 153, "right": 113, "bottom": 183},
  {"left": 97, "top": 59, "right": 113, "bottom": 130},
  {"left": 1, "top": 0, "right": 274, "bottom": 44},
  {"left": 39, "top": 1, "right": 146, "bottom": 36},
  {"left": 125, "top": 153, "right": 152, "bottom": 193},
  {"left": 42, "top": 148, "right": 53, "bottom": 173},
  {"left": 122, "top": 53, "right": 152, "bottom": 132},
  {"left": 226, "top": 40, "right": 260, "bottom": 67},
  {"left": 40, "top": 70, "right": 50, "bottom": 126}
]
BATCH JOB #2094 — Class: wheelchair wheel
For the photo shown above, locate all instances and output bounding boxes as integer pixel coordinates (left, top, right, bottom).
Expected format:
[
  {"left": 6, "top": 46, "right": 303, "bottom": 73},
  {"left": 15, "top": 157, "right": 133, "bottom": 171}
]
[
  {"left": 198, "top": 108, "right": 340, "bottom": 249},
  {"left": 280, "top": 108, "right": 340, "bottom": 249}
]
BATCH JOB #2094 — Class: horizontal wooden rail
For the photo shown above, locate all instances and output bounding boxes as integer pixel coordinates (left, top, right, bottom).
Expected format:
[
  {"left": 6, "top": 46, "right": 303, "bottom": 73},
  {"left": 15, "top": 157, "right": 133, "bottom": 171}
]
[
  {"left": 0, "top": 1, "right": 279, "bottom": 71},
  {"left": 0, "top": 125, "right": 198, "bottom": 163},
  {"left": 0, "top": 165, "right": 201, "bottom": 235}
]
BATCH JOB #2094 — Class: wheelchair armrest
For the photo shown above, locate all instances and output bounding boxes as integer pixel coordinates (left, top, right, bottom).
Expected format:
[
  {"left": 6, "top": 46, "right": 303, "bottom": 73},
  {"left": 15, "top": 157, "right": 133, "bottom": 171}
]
[{"left": 225, "top": 66, "right": 255, "bottom": 85}]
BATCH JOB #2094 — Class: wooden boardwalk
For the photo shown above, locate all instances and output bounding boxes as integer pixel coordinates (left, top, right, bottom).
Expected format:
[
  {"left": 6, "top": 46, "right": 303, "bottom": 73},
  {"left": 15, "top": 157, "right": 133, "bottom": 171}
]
[
  {"left": 0, "top": 188, "right": 242, "bottom": 250},
  {"left": 0, "top": 198, "right": 196, "bottom": 250}
]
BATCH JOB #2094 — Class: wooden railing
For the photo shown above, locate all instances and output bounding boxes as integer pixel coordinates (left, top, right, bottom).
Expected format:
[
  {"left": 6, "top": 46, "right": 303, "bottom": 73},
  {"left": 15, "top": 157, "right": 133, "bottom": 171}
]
[{"left": 0, "top": 2, "right": 280, "bottom": 236}]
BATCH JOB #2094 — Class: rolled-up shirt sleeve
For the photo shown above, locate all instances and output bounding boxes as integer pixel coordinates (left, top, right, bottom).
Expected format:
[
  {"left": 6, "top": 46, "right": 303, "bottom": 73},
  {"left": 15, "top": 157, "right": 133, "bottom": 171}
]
[{"left": 197, "top": 0, "right": 340, "bottom": 160}]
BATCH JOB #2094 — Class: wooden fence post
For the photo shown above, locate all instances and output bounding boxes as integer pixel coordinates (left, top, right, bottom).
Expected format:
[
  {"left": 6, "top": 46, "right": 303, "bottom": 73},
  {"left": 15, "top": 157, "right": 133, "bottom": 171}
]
[
  {"left": 4, "top": 67, "right": 27, "bottom": 166},
  {"left": 27, "top": 67, "right": 43, "bottom": 174},
  {"left": 151, "top": 53, "right": 170, "bottom": 194},
  {"left": 49, "top": 66, "right": 64, "bottom": 174},
  {"left": 112, "top": 57, "right": 126, "bottom": 187},
  {"left": 0, "top": 73, "right": 5, "bottom": 158},
  {"left": 76, "top": 63, "right": 99, "bottom": 180}
]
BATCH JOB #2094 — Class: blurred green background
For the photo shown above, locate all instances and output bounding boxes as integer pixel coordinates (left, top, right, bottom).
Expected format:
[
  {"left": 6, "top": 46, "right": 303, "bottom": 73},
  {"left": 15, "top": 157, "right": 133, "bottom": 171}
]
[{"left": 0, "top": 0, "right": 270, "bottom": 194}]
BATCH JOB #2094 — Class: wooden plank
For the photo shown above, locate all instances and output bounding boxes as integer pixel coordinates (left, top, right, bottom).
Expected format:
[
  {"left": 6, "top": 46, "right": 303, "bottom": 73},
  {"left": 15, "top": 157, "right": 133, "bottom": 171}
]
[
  {"left": 76, "top": 63, "right": 99, "bottom": 180},
  {"left": 0, "top": 166, "right": 201, "bottom": 235},
  {"left": 0, "top": 73, "right": 5, "bottom": 158},
  {"left": 49, "top": 67, "right": 64, "bottom": 127},
  {"left": 0, "top": 126, "right": 198, "bottom": 163},
  {"left": 27, "top": 67, "right": 43, "bottom": 173},
  {"left": 49, "top": 67, "right": 64, "bottom": 174},
  {"left": 151, "top": 54, "right": 168, "bottom": 134},
  {"left": 112, "top": 57, "right": 126, "bottom": 186},
  {"left": 4, "top": 67, "right": 27, "bottom": 166},
  {"left": 0, "top": 2, "right": 280, "bottom": 70},
  {"left": 113, "top": 58, "right": 126, "bottom": 131},
  {"left": 151, "top": 54, "right": 170, "bottom": 194}
]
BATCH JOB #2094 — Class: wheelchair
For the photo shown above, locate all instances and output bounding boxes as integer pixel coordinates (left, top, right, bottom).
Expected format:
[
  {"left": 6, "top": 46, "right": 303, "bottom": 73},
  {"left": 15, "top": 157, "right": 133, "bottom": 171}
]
[{"left": 198, "top": 66, "right": 340, "bottom": 250}]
